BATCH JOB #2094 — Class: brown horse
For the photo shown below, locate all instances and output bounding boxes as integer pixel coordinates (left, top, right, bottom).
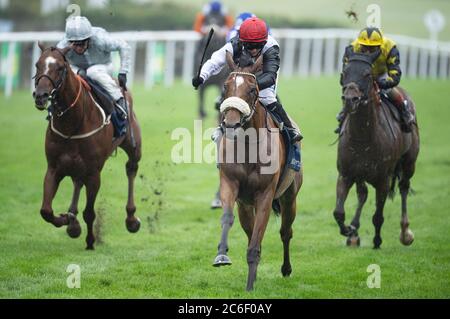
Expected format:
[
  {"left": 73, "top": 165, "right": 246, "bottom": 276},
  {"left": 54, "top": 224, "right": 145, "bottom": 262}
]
[
  {"left": 33, "top": 44, "right": 142, "bottom": 250},
  {"left": 334, "top": 51, "right": 420, "bottom": 248},
  {"left": 213, "top": 52, "right": 303, "bottom": 291}
]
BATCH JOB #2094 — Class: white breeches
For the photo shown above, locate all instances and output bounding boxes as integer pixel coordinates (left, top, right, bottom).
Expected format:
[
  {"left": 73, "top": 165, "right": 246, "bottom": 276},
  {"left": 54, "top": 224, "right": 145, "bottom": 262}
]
[
  {"left": 258, "top": 85, "right": 278, "bottom": 106},
  {"left": 70, "top": 63, "right": 123, "bottom": 101}
]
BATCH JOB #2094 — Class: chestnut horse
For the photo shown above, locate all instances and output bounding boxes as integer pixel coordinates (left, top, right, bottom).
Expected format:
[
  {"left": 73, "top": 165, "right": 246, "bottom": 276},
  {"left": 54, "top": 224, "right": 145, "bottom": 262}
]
[
  {"left": 334, "top": 51, "right": 419, "bottom": 248},
  {"left": 213, "top": 52, "right": 303, "bottom": 291},
  {"left": 33, "top": 44, "right": 142, "bottom": 250}
]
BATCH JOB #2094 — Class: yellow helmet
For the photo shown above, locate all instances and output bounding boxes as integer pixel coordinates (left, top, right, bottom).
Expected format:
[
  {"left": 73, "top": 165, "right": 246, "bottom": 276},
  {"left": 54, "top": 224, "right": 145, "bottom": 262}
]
[{"left": 357, "top": 27, "right": 383, "bottom": 46}]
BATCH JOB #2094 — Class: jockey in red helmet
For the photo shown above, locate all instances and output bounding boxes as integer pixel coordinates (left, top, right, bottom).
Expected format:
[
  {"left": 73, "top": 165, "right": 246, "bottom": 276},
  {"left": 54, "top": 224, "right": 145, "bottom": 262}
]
[{"left": 192, "top": 17, "right": 302, "bottom": 143}]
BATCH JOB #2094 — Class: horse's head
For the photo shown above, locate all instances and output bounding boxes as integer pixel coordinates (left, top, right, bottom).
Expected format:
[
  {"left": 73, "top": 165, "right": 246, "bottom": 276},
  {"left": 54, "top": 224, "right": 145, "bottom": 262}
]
[
  {"left": 33, "top": 42, "right": 71, "bottom": 110},
  {"left": 220, "top": 51, "right": 262, "bottom": 135},
  {"left": 341, "top": 50, "right": 380, "bottom": 114}
]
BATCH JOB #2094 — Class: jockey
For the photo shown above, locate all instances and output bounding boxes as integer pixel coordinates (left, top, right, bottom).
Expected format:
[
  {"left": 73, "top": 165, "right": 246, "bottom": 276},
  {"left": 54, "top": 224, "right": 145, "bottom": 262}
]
[
  {"left": 192, "top": 17, "right": 302, "bottom": 143},
  {"left": 193, "top": 1, "right": 234, "bottom": 37},
  {"left": 57, "top": 16, "right": 130, "bottom": 137},
  {"left": 336, "top": 27, "right": 415, "bottom": 133}
]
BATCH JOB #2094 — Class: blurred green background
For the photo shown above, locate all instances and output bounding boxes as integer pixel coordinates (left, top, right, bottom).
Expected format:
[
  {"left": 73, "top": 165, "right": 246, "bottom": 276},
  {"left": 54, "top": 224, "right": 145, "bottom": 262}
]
[{"left": 1, "top": 0, "right": 450, "bottom": 41}]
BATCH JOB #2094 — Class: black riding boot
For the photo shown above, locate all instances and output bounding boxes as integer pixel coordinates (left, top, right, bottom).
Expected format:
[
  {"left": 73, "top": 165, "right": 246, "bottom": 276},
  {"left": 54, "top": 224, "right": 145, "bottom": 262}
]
[
  {"left": 399, "top": 100, "right": 414, "bottom": 133},
  {"left": 112, "top": 97, "right": 128, "bottom": 138},
  {"left": 267, "top": 101, "right": 303, "bottom": 143},
  {"left": 334, "top": 107, "right": 346, "bottom": 134}
]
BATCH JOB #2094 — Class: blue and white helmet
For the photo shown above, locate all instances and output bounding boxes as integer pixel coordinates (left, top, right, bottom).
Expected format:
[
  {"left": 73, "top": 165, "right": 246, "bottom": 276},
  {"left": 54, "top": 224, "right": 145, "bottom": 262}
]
[
  {"left": 235, "top": 12, "right": 256, "bottom": 31},
  {"left": 227, "top": 12, "right": 256, "bottom": 41},
  {"left": 65, "top": 16, "right": 93, "bottom": 41}
]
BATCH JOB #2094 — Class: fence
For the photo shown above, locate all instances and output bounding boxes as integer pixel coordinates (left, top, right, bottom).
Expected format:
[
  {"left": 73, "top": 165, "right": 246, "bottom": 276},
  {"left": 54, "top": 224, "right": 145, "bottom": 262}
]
[{"left": 1, "top": 28, "right": 450, "bottom": 98}]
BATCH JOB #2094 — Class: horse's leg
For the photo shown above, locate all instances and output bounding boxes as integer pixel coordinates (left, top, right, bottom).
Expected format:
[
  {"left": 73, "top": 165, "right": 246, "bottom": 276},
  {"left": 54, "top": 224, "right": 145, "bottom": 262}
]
[
  {"left": 122, "top": 144, "right": 142, "bottom": 233},
  {"left": 333, "top": 175, "right": 354, "bottom": 237},
  {"left": 213, "top": 176, "right": 238, "bottom": 267},
  {"left": 372, "top": 180, "right": 389, "bottom": 249},
  {"left": 40, "top": 169, "right": 70, "bottom": 228},
  {"left": 279, "top": 189, "right": 297, "bottom": 277},
  {"left": 237, "top": 202, "right": 255, "bottom": 245},
  {"left": 66, "top": 178, "right": 83, "bottom": 238},
  {"left": 83, "top": 174, "right": 101, "bottom": 250},
  {"left": 347, "top": 182, "right": 368, "bottom": 246},
  {"left": 399, "top": 157, "right": 416, "bottom": 245},
  {"left": 211, "top": 186, "right": 222, "bottom": 209},
  {"left": 246, "top": 190, "right": 274, "bottom": 291}
]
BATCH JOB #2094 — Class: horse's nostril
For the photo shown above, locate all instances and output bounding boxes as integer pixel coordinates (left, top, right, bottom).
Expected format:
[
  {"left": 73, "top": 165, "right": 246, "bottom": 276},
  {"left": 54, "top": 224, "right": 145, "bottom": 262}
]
[{"left": 352, "top": 96, "right": 360, "bottom": 103}]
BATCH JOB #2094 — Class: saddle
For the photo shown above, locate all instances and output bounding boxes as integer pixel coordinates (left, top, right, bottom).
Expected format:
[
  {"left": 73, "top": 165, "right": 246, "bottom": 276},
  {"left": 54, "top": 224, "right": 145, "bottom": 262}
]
[
  {"left": 380, "top": 93, "right": 401, "bottom": 123},
  {"left": 266, "top": 110, "right": 302, "bottom": 201},
  {"left": 82, "top": 76, "right": 116, "bottom": 115}
]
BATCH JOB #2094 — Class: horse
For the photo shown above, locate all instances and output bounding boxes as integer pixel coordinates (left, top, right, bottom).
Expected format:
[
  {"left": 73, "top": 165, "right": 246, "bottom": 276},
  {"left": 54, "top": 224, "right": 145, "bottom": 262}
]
[
  {"left": 213, "top": 52, "right": 303, "bottom": 291},
  {"left": 195, "top": 24, "right": 228, "bottom": 119},
  {"left": 32, "top": 44, "right": 142, "bottom": 250},
  {"left": 333, "top": 51, "right": 420, "bottom": 248}
]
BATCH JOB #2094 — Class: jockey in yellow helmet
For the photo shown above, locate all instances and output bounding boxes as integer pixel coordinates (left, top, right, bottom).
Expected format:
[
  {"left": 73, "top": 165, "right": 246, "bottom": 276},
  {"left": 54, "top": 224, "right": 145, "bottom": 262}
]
[{"left": 335, "top": 27, "right": 415, "bottom": 133}]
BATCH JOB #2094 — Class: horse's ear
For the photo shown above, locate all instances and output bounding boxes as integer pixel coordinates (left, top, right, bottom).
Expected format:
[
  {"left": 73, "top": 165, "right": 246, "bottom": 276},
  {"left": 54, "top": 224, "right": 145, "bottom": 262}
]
[
  {"left": 38, "top": 41, "right": 46, "bottom": 52},
  {"left": 249, "top": 55, "right": 263, "bottom": 74},
  {"left": 226, "top": 51, "right": 237, "bottom": 71}
]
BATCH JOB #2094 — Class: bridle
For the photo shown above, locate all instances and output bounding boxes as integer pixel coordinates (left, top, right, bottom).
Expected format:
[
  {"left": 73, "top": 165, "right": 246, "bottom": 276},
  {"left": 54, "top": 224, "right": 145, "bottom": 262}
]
[
  {"left": 221, "top": 71, "right": 260, "bottom": 130},
  {"left": 34, "top": 48, "right": 82, "bottom": 117}
]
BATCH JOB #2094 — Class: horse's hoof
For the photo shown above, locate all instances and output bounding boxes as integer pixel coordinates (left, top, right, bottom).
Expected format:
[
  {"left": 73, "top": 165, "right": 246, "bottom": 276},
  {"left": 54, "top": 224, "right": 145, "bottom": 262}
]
[
  {"left": 346, "top": 235, "right": 360, "bottom": 247},
  {"left": 126, "top": 217, "right": 141, "bottom": 233},
  {"left": 213, "top": 254, "right": 232, "bottom": 267},
  {"left": 66, "top": 213, "right": 81, "bottom": 238},
  {"left": 400, "top": 229, "right": 414, "bottom": 246},
  {"left": 281, "top": 264, "right": 292, "bottom": 277},
  {"left": 210, "top": 198, "right": 222, "bottom": 209}
]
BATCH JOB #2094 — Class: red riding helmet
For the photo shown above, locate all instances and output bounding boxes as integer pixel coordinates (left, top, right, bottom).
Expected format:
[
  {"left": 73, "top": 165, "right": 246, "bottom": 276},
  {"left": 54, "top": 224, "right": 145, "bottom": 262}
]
[{"left": 239, "top": 17, "right": 268, "bottom": 43}]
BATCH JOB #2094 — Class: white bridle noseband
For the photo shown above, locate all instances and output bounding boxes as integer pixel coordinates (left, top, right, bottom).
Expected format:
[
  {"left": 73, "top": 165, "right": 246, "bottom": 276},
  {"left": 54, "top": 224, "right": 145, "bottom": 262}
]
[{"left": 219, "top": 72, "right": 259, "bottom": 127}]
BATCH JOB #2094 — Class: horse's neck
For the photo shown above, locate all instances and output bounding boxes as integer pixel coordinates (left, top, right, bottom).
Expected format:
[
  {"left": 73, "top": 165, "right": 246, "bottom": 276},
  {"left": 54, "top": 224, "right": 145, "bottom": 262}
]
[
  {"left": 347, "top": 89, "right": 380, "bottom": 143},
  {"left": 53, "top": 70, "right": 87, "bottom": 127},
  {"left": 246, "top": 103, "right": 267, "bottom": 133}
]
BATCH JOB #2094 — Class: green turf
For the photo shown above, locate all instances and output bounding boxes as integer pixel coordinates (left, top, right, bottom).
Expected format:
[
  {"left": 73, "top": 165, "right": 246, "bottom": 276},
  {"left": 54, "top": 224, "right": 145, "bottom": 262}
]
[{"left": 0, "top": 77, "right": 449, "bottom": 298}]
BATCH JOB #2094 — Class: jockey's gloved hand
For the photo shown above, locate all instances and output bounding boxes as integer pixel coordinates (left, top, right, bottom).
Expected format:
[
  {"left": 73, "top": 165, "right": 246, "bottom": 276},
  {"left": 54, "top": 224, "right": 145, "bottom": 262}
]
[
  {"left": 118, "top": 73, "right": 127, "bottom": 91},
  {"left": 192, "top": 76, "right": 204, "bottom": 89},
  {"left": 377, "top": 79, "right": 389, "bottom": 90}
]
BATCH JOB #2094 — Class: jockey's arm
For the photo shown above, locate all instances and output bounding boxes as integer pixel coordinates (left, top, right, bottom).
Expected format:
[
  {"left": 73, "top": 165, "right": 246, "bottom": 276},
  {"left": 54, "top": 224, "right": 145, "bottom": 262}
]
[
  {"left": 101, "top": 32, "right": 131, "bottom": 74},
  {"left": 200, "top": 42, "right": 233, "bottom": 82},
  {"left": 378, "top": 46, "right": 401, "bottom": 89},
  {"left": 256, "top": 46, "right": 280, "bottom": 90}
]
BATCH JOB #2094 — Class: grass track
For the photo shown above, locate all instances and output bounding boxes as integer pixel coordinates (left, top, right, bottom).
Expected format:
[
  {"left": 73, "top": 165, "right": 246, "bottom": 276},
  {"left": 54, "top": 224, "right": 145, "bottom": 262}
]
[{"left": 0, "top": 77, "right": 449, "bottom": 298}]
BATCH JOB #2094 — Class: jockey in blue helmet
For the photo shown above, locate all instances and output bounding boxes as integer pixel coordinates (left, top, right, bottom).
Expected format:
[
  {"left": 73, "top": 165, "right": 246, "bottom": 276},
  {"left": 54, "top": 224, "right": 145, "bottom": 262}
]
[{"left": 227, "top": 12, "right": 256, "bottom": 42}]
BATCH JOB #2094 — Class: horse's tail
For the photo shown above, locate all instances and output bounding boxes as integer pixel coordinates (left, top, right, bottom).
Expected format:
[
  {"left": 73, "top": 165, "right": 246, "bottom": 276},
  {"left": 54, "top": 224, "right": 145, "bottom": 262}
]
[{"left": 388, "top": 162, "right": 402, "bottom": 200}]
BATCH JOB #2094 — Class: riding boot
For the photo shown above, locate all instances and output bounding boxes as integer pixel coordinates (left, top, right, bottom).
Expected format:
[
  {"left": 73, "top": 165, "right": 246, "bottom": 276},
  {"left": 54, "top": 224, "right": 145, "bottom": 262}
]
[
  {"left": 112, "top": 97, "right": 128, "bottom": 138},
  {"left": 334, "top": 106, "right": 346, "bottom": 134},
  {"left": 399, "top": 100, "right": 414, "bottom": 133},
  {"left": 267, "top": 101, "right": 303, "bottom": 143},
  {"left": 387, "top": 88, "right": 414, "bottom": 133}
]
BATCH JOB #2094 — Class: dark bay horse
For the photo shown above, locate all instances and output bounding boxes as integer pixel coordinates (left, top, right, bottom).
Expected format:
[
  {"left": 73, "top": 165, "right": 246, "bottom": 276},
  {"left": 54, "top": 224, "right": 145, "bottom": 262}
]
[
  {"left": 213, "top": 52, "right": 303, "bottom": 291},
  {"left": 195, "top": 25, "right": 228, "bottom": 119},
  {"left": 33, "top": 44, "right": 142, "bottom": 250},
  {"left": 334, "top": 51, "right": 420, "bottom": 248}
]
